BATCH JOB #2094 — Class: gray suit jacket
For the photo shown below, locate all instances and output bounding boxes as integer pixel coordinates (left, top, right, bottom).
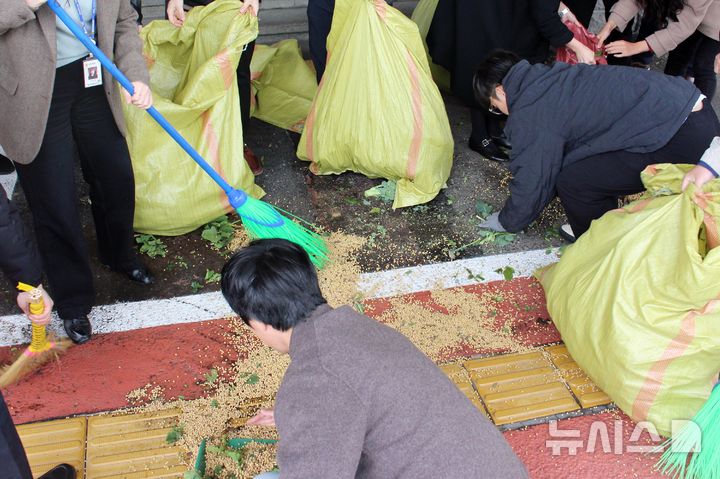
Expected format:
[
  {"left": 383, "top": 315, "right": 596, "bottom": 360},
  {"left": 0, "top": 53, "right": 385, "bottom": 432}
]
[{"left": 0, "top": 0, "right": 149, "bottom": 164}]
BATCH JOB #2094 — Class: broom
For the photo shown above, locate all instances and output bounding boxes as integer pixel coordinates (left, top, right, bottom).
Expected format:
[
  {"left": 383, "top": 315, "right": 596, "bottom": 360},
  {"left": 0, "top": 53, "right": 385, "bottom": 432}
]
[
  {"left": 0, "top": 283, "right": 72, "bottom": 388},
  {"left": 655, "top": 383, "right": 720, "bottom": 479},
  {"left": 47, "top": 0, "right": 329, "bottom": 267}
]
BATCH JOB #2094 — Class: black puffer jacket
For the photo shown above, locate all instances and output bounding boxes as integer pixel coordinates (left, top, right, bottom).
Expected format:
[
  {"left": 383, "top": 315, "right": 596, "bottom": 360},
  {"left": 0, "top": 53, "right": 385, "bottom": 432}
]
[
  {"left": 0, "top": 186, "right": 42, "bottom": 287},
  {"left": 499, "top": 61, "right": 700, "bottom": 232}
]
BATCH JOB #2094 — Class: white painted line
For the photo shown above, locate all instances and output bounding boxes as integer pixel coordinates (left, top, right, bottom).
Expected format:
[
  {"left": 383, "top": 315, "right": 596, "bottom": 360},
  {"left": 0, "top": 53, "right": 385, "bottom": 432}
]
[{"left": 0, "top": 248, "right": 559, "bottom": 347}]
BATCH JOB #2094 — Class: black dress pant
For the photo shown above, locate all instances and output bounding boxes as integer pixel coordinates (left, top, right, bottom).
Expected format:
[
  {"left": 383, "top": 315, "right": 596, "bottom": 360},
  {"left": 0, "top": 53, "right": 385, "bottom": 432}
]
[
  {"left": 0, "top": 392, "right": 32, "bottom": 479},
  {"left": 15, "top": 59, "right": 138, "bottom": 320},
  {"left": 665, "top": 30, "right": 720, "bottom": 99},
  {"left": 557, "top": 103, "right": 720, "bottom": 237},
  {"left": 563, "top": 0, "right": 597, "bottom": 28},
  {"left": 307, "top": 0, "right": 334, "bottom": 83},
  {"left": 237, "top": 40, "right": 255, "bottom": 136}
]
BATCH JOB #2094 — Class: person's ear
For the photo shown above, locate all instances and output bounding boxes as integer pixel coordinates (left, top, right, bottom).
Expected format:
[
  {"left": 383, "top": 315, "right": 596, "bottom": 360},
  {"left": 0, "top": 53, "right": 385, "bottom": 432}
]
[{"left": 495, "top": 85, "right": 506, "bottom": 101}]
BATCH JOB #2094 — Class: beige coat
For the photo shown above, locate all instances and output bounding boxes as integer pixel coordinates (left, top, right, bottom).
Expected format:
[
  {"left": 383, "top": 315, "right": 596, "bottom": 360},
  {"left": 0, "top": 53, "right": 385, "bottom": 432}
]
[
  {"left": 609, "top": 0, "right": 720, "bottom": 57},
  {"left": 0, "top": 0, "right": 149, "bottom": 164}
]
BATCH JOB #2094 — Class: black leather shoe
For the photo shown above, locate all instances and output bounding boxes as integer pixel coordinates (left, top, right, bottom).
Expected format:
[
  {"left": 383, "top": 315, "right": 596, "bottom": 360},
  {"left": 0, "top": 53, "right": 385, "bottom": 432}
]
[
  {"left": 63, "top": 318, "right": 92, "bottom": 344},
  {"left": 469, "top": 137, "right": 509, "bottom": 162},
  {"left": 492, "top": 133, "right": 512, "bottom": 150},
  {"left": 125, "top": 267, "right": 154, "bottom": 285},
  {"left": 39, "top": 464, "right": 76, "bottom": 479}
]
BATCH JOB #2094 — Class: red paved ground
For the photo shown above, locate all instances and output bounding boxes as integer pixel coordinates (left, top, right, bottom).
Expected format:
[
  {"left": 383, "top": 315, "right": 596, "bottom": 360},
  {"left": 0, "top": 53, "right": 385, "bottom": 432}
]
[{"left": 0, "top": 278, "right": 667, "bottom": 478}]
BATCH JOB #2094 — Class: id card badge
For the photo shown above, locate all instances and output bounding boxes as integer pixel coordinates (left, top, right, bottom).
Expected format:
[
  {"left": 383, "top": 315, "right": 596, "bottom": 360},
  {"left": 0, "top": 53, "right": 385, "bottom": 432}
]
[{"left": 83, "top": 57, "right": 102, "bottom": 88}]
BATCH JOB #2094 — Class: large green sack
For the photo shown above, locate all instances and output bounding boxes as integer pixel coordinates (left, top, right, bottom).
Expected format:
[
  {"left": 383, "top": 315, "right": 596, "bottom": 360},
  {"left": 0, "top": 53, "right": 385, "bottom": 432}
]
[
  {"left": 538, "top": 164, "right": 720, "bottom": 437},
  {"left": 250, "top": 40, "right": 318, "bottom": 133},
  {"left": 297, "top": 0, "right": 454, "bottom": 209},
  {"left": 123, "top": 0, "right": 263, "bottom": 236},
  {"left": 410, "top": 0, "right": 451, "bottom": 92}
]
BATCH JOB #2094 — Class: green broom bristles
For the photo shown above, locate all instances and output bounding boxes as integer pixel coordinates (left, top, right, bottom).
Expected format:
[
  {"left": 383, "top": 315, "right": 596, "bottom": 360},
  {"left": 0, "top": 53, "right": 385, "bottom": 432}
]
[
  {"left": 655, "top": 383, "right": 720, "bottom": 479},
  {"left": 235, "top": 195, "right": 329, "bottom": 268}
]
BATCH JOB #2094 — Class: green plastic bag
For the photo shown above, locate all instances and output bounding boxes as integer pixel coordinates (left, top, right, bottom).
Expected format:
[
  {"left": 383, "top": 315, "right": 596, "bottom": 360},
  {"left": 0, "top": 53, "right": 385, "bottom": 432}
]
[
  {"left": 123, "top": 0, "right": 263, "bottom": 236},
  {"left": 538, "top": 164, "right": 720, "bottom": 437},
  {"left": 410, "top": 0, "right": 451, "bottom": 92},
  {"left": 250, "top": 40, "right": 318, "bottom": 133},
  {"left": 297, "top": 0, "right": 454, "bottom": 209}
]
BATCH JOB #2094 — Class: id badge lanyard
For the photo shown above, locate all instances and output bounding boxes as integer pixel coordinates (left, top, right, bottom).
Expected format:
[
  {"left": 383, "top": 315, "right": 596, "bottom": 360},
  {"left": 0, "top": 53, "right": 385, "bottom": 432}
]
[{"left": 72, "top": 0, "right": 97, "bottom": 48}]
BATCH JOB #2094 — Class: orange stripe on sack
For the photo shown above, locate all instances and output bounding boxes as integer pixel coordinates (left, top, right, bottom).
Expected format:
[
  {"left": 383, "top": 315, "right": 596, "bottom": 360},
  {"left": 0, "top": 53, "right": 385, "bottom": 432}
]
[
  {"left": 304, "top": 53, "right": 330, "bottom": 165},
  {"left": 626, "top": 198, "right": 652, "bottom": 214},
  {"left": 374, "top": 0, "right": 387, "bottom": 21},
  {"left": 201, "top": 111, "right": 232, "bottom": 212},
  {"left": 631, "top": 297, "right": 720, "bottom": 420},
  {"left": 405, "top": 50, "right": 422, "bottom": 180},
  {"left": 215, "top": 49, "right": 234, "bottom": 90},
  {"left": 693, "top": 192, "right": 720, "bottom": 250}
]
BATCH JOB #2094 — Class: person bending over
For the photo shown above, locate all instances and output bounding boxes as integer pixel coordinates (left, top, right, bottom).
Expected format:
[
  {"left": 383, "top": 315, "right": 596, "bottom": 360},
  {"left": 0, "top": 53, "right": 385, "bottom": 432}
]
[
  {"left": 220, "top": 239, "right": 528, "bottom": 479},
  {"left": 474, "top": 50, "right": 719, "bottom": 241}
]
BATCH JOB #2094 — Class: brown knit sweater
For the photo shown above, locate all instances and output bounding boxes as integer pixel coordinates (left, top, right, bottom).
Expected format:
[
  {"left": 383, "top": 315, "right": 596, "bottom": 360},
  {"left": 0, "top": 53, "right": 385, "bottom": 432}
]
[
  {"left": 273, "top": 304, "right": 528, "bottom": 479},
  {"left": 609, "top": 0, "right": 720, "bottom": 56}
]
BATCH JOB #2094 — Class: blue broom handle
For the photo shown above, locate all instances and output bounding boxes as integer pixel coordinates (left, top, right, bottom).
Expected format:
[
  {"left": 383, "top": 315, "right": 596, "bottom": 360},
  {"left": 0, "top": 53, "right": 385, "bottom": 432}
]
[{"left": 47, "top": 0, "right": 238, "bottom": 198}]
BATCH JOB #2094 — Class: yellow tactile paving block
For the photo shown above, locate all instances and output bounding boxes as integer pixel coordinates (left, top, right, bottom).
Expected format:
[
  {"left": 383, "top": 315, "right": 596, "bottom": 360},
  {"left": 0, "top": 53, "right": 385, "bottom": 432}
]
[
  {"left": 439, "top": 363, "right": 488, "bottom": 415},
  {"left": 17, "top": 417, "right": 86, "bottom": 478},
  {"left": 545, "top": 344, "right": 612, "bottom": 409},
  {"left": 86, "top": 409, "right": 186, "bottom": 478},
  {"left": 464, "top": 351, "right": 580, "bottom": 425}
]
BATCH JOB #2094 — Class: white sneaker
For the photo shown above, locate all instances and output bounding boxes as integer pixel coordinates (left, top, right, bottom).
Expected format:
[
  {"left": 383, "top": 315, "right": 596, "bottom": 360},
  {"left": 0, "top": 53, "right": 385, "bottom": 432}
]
[{"left": 559, "top": 224, "right": 576, "bottom": 243}]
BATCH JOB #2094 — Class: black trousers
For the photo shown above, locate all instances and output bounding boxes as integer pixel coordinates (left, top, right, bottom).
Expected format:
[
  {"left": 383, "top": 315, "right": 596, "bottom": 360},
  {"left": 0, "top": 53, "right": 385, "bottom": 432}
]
[
  {"left": 307, "top": 0, "right": 334, "bottom": 83},
  {"left": 0, "top": 392, "right": 32, "bottom": 479},
  {"left": 15, "top": 59, "right": 138, "bottom": 320},
  {"left": 557, "top": 103, "right": 720, "bottom": 237},
  {"left": 563, "top": 0, "right": 597, "bottom": 28},
  {"left": 237, "top": 40, "right": 255, "bottom": 136},
  {"left": 665, "top": 30, "right": 720, "bottom": 99}
]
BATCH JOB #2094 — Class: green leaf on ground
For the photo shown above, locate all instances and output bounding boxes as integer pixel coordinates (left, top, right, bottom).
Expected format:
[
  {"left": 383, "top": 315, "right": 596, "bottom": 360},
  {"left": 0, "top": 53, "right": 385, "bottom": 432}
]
[
  {"left": 475, "top": 200, "right": 494, "bottom": 219},
  {"left": 191, "top": 281, "right": 204, "bottom": 293},
  {"left": 166, "top": 425, "right": 184, "bottom": 444},
  {"left": 204, "top": 269, "right": 221, "bottom": 284},
  {"left": 204, "top": 368, "right": 219, "bottom": 385},
  {"left": 364, "top": 181, "right": 397, "bottom": 203},
  {"left": 244, "top": 373, "right": 260, "bottom": 385},
  {"left": 495, "top": 266, "right": 516, "bottom": 281},
  {"left": 201, "top": 216, "right": 236, "bottom": 251},
  {"left": 135, "top": 234, "right": 168, "bottom": 258}
]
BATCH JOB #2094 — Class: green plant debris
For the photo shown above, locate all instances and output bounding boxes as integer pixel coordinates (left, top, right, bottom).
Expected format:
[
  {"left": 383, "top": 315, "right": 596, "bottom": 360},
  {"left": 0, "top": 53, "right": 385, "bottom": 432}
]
[
  {"left": 166, "top": 255, "right": 189, "bottom": 272},
  {"left": 465, "top": 268, "right": 484, "bottom": 282},
  {"left": 344, "top": 197, "right": 361, "bottom": 205},
  {"left": 135, "top": 234, "right": 168, "bottom": 258},
  {"left": 244, "top": 373, "right": 260, "bottom": 385},
  {"left": 495, "top": 266, "right": 516, "bottom": 281},
  {"left": 210, "top": 399, "right": 219, "bottom": 408},
  {"left": 183, "top": 470, "right": 202, "bottom": 479},
  {"left": 201, "top": 216, "right": 236, "bottom": 251},
  {"left": 191, "top": 281, "right": 204, "bottom": 294},
  {"left": 447, "top": 230, "right": 516, "bottom": 258},
  {"left": 369, "top": 207, "right": 381, "bottom": 214},
  {"left": 364, "top": 181, "right": 396, "bottom": 203},
  {"left": 205, "top": 269, "right": 221, "bottom": 284},
  {"left": 204, "top": 368, "right": 219, "bottom": 386},
  {"left": 166, "top": 425, "right": 184, "bottom": 444},
  {"left": 475, "top": 200, "right": 494, "bottom": 220}
]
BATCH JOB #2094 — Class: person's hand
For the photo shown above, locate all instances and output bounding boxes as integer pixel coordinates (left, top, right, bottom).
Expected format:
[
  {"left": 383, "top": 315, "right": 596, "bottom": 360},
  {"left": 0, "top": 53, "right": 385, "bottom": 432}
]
[
  {"left": 605, "top": 40, "right": 649, "bottom": 58},
  {"left": 16, "top": 286, "right": 54, "bottom": 326},
  {"left": 239, "top": 0, "right": 260, "bottom": 16},
  {"left": 595, "top": 20, "right": 616, "bottom": 47},
  {"left": 122, "top": 82, "right": 153, "bottom": 109},
  {"left": 479, "top": 212, "right": 507, "bottom": 232},
  {"left": 567, "top": 38, "right": 596, "bottom": 65},
  {"left": 682, "top": 164, "right": 717, "bottom": 192},
  {"left": 167, "top": 0, "right": 185, "bottom": 27},
  {"left": 25, "top": 0, "right": 47, "bottom": 10},
  {"left": 246, "top": 408, "right": 275, "bottom": 426}
]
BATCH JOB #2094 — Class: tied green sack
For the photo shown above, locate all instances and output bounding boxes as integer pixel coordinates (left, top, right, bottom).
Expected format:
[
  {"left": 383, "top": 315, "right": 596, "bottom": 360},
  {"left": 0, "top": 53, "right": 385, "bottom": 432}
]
[
  {"left": 297, "top": 0, "right": 454, "bottom": 209},
  {"left": 538, "top": 164, "right": 720, "bottom": 437},
  {"left": 123, "top": 0, "right": 263, "bottom": 236},
  {"left": 250, "top": 40, "right": 318, "bottom": 133},
  {"left": 410, "top": 0, "right": 451, "bottom": 92}
]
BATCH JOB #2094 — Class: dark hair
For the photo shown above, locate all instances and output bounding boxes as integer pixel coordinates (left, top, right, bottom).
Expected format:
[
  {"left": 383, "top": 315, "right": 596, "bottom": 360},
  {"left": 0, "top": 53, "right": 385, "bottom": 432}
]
[
  {"left": 637, "top": 0, "right": 685, "bottom": 26},
  {"left": 221, "top": 239, "right": 326, "bottom": 331},
  {"left": 473, "top": 50, "right": 521, "bottom": 110}
]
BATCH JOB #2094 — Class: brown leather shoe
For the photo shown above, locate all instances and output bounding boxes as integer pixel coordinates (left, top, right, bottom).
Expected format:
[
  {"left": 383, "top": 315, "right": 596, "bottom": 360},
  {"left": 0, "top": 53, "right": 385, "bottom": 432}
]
[{"left": 244, "top": 145, "right": 263, "bottom": 175}]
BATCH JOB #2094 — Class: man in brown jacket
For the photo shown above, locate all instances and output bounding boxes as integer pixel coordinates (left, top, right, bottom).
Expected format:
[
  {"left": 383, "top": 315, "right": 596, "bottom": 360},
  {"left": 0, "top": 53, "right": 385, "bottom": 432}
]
[
  {"left": 0, "top": 0, "right": 153, "bottom": 344},
  {"left": 221, "top": 239, "right": 528, "bottom": 479}
]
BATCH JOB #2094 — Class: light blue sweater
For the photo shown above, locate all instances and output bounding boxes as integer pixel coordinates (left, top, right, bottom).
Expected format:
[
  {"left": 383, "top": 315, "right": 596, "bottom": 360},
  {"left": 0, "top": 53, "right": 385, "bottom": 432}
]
[{"left": 55, "top": 0, "right": 93, "bottom": 68}]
